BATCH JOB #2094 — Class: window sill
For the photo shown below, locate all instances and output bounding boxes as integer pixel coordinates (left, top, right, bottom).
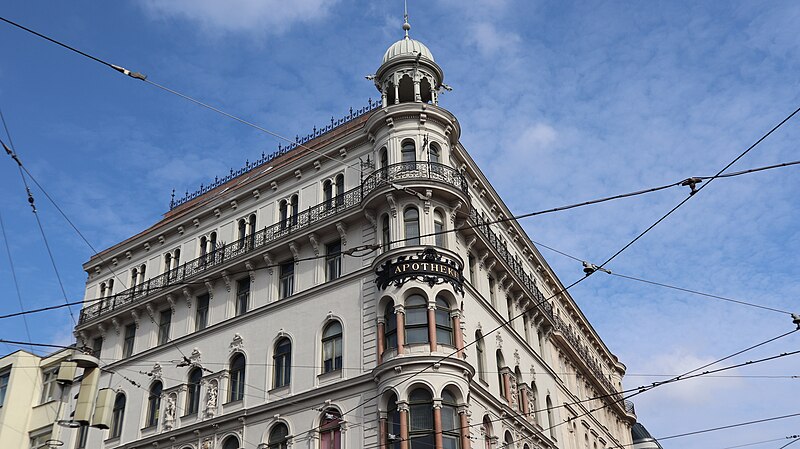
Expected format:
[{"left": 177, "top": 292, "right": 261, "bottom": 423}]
[
  {"left": 181, "top": 412, "right": 198, "bottom": 419},
  {"left": 103, "top": 436, "right": 120, "bottom": 445},
  {"left": 33, "top": 399, "right": 57, "bottom": 409},
  {"left": 318, "top": 369, "right": 342, "bottom": 384},
  {"left": 269, "top": 385, "right": 290, "bottom": 398},
  {"left": 140, "top": 424, "right": 158, "bottom": 435}
]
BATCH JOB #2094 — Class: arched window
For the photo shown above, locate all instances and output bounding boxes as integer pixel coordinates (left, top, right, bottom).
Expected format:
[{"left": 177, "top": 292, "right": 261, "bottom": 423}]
[
  {"left": 322, "top": 321, "right": 343, "bottom": 373},
  {"left": 319, "top": 409, "right": 342, "bottom": 449},
  {"left": 381, "top": 214, "right": 391, "bottom": 250},
  {"left": 475, "top": 330, "right": 486, "bottom": 382},
  {"left": 186, "top": 368, "right": 202, "bottom": 415},
  {"left": 237, "top": 219, "right": 247, "bottom": 247},
  {"left": 200, "top": 236, "right": 207, "bottom": 258},
  {"left": 488, "top": 276, "right": 496, "bottom": 307},
  {"left": 404, "top": 207, "right": 420, "bottom": 246},
  {"left": 379, "top": 147, "right": 388, "bottom": 169},
  {"left": 173, "top": 249, "right": 181, "bottom": 269},
  {"left": 139, "top": 264, "right": 146, "bottom": 284},
  {"left": 384, "top": 302, "right": 397, "bottom": 350},
  {"left": 279, "top": 200, "right": 289, "bottom": 229},
  {"left": 515, "top": 367, "right": 524, "bottom": 411},
  {"left": 530, "top": 381, "right": 539, "bottom": 424},
  {"left": 404, "top": 295, "right": 429, "bottom": 344},
  {"left": 408, "top": 388, "right": 434, "bottom": 448},
  {"left": 268, "top": 423, "right": 289, "bottom": 449},
  {"left": 111, "top": 392, "right": 125, "bottom": 438},
  {"left": 162, "top": 254, "right": 171, "bottom": 275},
  {"left": 428, "top": 142, "right": 440, "bottom": 163},
  {"left": 146, "top": 381, "right": 162, "bottom": 427},
  {"left": 130, "top": 268, "right": 138, "bottom": 293},
  {"left": 496, "top": 350, "right": 506, "bottom": 398},
  {"left": 401, "top": 139, "right": 416, "bottom": 164},
  {"left": 387, "top": 393, "right": 400, "bottom": 449},
  {"left": 434, "top": 296, "right": 453, "bottom": 346},
  {"left": 441, "top": 390, "right": 461, "bottom": 449},
  {"left": 210, "top": 232, "right": 217, "bottom": 254},
  {"left": 323, "top": 180, "right": 333, "bottom": 209},
  {"left": 482, "top": 416, "right": 493, "bottom": 449},
  {"left": 222, "top": 436, "right": 240, "bottom": 449},
  {"left": 523, "top": 313, "right": 531, "bottom": 343},
  {"left": 229, "top": 353, "right": 245, "bottom": 402},
  {"left": 290, "top": 195, "right": 299, "bottom": 226},
  {"left": 99, "top": 282, "right": 106, "bottom": 299},
  {"left": 273, "top": 338, "right": 291, "bottom": 388},
  {"left": 247, "top": 215, "right": 256, "bottom": 248},
  {"left": 546, "top": 395, "right": 555, "bottom": 439},
  {"left": 504, "top": 431, "right": 514, "bottom": 448},
  {"left": 433, "top": 210, "right": 445, "bottom": 246},
  {"left": 335, "top": 174, "right": 345, "bottom": 206}
]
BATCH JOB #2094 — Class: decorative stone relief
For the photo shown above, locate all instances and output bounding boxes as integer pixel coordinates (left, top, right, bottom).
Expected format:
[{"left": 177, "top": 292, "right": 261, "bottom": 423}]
[
  {"left": 289, "top": 242, "right": 301, "bottom": 262},
  {"left": 230, "top": 333, "right": 244, "bottom": 353},
  {"left": 386, "top": 193, "right": 397, "bottom": 217},
  {"left": 190, "top": 348, "right": 202, "bottom": 365},
  {"left": 496, "top": 333, "right": 503, "bottom": 349},
  {"left": 205, "top": 379, "right": 218, "bottom": 419},
  {"left": 308, "top": 233, "right": 320, "bottom": 256},
  {"left": 336, "top": 222, "right": 348, "bottom": 246},
  {"left": 245, "top": 261, "right": 256, "bottom": 283},
  {"left": 263, "top": 253, "right": 275, "bottom": 275},
  {"left": 151, "top": 363, "right": 163, "bottom": 381},
  {"left": 163, "top": 393, "right": 177, "bottom": 431}
]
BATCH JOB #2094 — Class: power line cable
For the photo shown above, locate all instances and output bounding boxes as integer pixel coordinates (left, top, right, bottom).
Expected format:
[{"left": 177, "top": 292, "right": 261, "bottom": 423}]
[
  {"left": 653, "top": 412, "right": 800, "bottom": 444},
  {"left": 720, "top": 435, "right": 800, "bottom": 449},
  {"left": 1, "top": 111, "right": 77, "bottom": 326},
  {"left": 0, "top": 15, "right": 363, "bottom": 176},
  {"left": 779, "top": 437, "right": 800, "bottom": 449},
  {"left": 0, "top": 210, "right": 34, "bottom": 353}
]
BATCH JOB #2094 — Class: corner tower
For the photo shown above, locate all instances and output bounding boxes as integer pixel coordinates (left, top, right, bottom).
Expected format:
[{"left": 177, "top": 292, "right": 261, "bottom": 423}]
[{"left": 375, "top": 16, "right": 445, "bottom": 106}]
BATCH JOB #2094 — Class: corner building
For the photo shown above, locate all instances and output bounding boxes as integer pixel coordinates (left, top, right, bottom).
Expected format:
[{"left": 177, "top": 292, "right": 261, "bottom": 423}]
[{"left": 67, "top": 23, "right": 636, "bottom": 449}]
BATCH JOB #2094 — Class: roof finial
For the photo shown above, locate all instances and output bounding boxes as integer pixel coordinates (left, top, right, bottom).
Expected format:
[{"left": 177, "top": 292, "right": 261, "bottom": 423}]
[{"left": 402, "top": 0, "right": 411, "bottom": 38}]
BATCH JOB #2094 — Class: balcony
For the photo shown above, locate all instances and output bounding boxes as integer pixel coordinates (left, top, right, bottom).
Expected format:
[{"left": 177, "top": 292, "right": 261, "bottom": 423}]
[
  {"left": 624, "top": 400, "right": 636, "bottom": 417},
  {"left": 362, "top": 161, "right": 470, "bottom": 206},
  {"left": 79, "top": 161, "right": 468, "bottom": 326}
]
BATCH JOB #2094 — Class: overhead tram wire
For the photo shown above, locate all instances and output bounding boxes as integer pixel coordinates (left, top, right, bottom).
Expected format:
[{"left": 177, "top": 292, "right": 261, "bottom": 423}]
[
  {"left": 0, "top": 210, "right": 35, "bottom": 353},
  {"left": 780, "top": 437, "right": 800, "bottom": 449},
  {"left": 1, "top": 112, "right": 78, "bottom": 326},
  {"left": 720, "top": 435, "right": 800, "bottom": 449},
  {"left": 0, "top": 16, "right": 363, "bottom": 175}
]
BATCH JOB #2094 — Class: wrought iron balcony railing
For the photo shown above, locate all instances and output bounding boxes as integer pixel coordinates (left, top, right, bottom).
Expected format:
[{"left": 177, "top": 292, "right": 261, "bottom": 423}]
[
  {"left": 468, "top": 207, "right": 621, "bottom": 398},
  {"left": 624, "top": 400, "right": 636, "bottom": 416},
  {"left": 79, "top": 161, "right": 468, "bottom": 325}
]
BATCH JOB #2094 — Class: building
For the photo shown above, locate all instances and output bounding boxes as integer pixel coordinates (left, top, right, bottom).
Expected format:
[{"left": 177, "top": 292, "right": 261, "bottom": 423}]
[
  {"left": 63, "top": 17, "right": 637, "bottom": 449},
  {"left": 0, "top": 349, "right": 73, "bottom": 449},
  {"left": 631, "top": 423, "right": 663, "bottom": 449}
]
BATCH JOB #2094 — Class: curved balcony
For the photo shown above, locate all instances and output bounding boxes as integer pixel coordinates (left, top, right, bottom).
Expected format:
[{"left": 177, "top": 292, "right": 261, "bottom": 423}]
[
  {"left": 79, "top": 162, "right": 468, "bottom": 327},
  {"left": 362, "top": 161, "right": 469, "bottom": 208}
]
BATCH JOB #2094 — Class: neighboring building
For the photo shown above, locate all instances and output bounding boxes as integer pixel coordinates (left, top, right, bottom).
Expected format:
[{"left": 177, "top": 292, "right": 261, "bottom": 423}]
[
  {"left": 0, "top": 349, "right": 73, "bottom": 449},
  {"left": 65, "top": 18, "right": 636, "bottom": 449},
  {"left": 631, "top": 423, "right": 663, "bottom": 449}
]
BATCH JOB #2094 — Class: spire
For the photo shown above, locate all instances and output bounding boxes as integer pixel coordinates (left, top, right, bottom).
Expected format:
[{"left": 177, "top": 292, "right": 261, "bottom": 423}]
[{"left": 403, "top": 0, "right": 411, "bottom": 39}]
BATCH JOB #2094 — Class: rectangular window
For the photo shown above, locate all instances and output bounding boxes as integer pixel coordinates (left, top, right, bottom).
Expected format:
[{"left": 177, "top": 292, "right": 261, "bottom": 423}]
[
  {"left": 468, "top": 254, "right": 476, "bottom": 284},
  {"left": 326, "top": 241, "right": 342, "bottom": 282},
  {"left": 488, "top": 277, "right": 496, "bottom": 307},
  {"left": 235, "top": 279, "right": 250, "bottom": 316},
  {"left": 279, "top": 261, "right": 294, "bottom": 299},
  {"left": 40, "top": 367, "right": 58, "bottom": 404},
  {"left": 196, "top": 294, "right": 209, "bottom": 331},
  {"left": 158, "top": 310, "right": 171, "bottom": 345},
  {"left": 91, "top": 337, "right": 103, "bottom": 359},
  {"left": 30, "top": 430, "right": 52, "bottom": 449},
  {"left": 0, "top": 370, "right": 9, "bottom": 406},
  {"left": 123, "top": 324, "right": 136, "bottom": 358}
]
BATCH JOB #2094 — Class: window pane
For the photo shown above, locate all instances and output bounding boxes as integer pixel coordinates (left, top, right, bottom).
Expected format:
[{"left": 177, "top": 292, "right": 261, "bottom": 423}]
[
  {"left": 437, "top": 328, "right": 453, "bottom": 346},
  {"left": 405, "top": 309, "right": 427, "bottom": 325},
  {"left": 406, "top": 327, "right": 428, "bottom": 344}
]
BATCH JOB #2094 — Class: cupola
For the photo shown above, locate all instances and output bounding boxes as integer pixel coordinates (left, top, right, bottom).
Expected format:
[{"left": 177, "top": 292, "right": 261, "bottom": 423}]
[{"left": 373, "top": 13, "right": 445, "bottom": 107}]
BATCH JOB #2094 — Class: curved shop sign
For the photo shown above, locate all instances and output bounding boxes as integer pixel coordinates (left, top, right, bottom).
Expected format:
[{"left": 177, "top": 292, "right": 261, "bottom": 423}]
[{"left": 375, "top": 247, "right": 465, "bottom": 295}]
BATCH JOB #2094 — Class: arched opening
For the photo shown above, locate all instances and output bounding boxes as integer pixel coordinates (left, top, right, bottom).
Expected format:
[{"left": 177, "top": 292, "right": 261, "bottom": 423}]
[
  {"left": 237, "top": 219, "right": 247, "bottom": 247},
  {"left": 434, "top": 296, "right": 453, "bottom": 346},
  {"left": 290, "top": 195, "right": 299, "bottom": 226},
  {"left": 273, "top": 338, "right": 291, "bottom": 388},
  {"left": 404, "top": 207, "right": 420, "bottom": 246},
  {"left": 515, "top": 366, "right": 524, "bottom": 412},
  {"left": 398, "top": 74, "right": 414, "bottom": 103},
  {"left": 384, "top": 301, "right": 397, "bottom": 351},
  {"left": 386, "top": 393, "right": 401, "bottom": 449},
  {"left": 146, "top": 381, "right": 162, "bottom": 427},
  {"left": 279, "top": 200, "right": 288, "bottom": 230},
  {"left": 475, "top": 330, "right": 486, "bottom": 382},
  {"left": 222, "top": 435, "right": 240, "bottom": 449},
  {"left": 229, "top": 353, "right": 245, "bottom": 402},
  {"left": 335, "top": 174, "right": 345, "bottom": 206},
  {"left": 268, "top": 423, "right": 289, "bottom": 449},
  {"left": 504, "top": 431, "right": 514, "bottom": 449},
  {"left": 433, "top": 210, "right": 445, "bottom": 246},
  {"left": 319, "top": 409, "right": 342, "bottom": 449},
  {"left": 110, "top": 392, "right": 125, "bottom": 438},
  {"left": 405, "top": 294, "right": 429, "bottom": 344},
  {"left": 386, "top": 82, "right": 396, "bottom": 105},
  {"left": 322, "top": 321, "right": 343, "bottom": 373},
  {"left": 546, "top": 395, "right": 555, "bottom": 439},
  {"left": 408, "top": 388, "right": 434, "bottom": 448},
  {"left": 530, "top": 381, "right": 539, "bottom": 424},
  {"left": 323, "top": 180, "right": 333, "bottom": 209},
  {"left": 379, "top": 147, "right": 388, "bottom": 169},
  {"left": 420, "top": 77, "right": 433, "bottom": 103},
  {"left": 401, "top": 139, "right": 416, "bottom": 165},
  {"left": 381, "top": 213, "right": 391, "bottom": 250},
  {"left": 186, "top": 367, "right": 202, "bottom": 415},
  {"left": 173, "top": 249, "right": 180, "bottom": 268},
  {"left": 130, "top": 268, "right": 138, "bottom": 293},
  {"left": 482, "top": 416, "right": 493, "bottom": 449},
  {"left": 428, "top": 141, "right": 440, "bottom": 163},
  {"left": 496, "top": 350, "right": 506, "bottom": 398},
  {"left": 441, "top": 389, "right": 462, "bottom": 448},
  {"left": 247, "top": 214, "right": 256, "bottom": 248}
]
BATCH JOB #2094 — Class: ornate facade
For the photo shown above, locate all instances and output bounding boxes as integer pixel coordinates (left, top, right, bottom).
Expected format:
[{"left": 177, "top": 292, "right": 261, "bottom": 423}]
[{"left": 63, "top": 18, "right": 636, "bottom": 449}]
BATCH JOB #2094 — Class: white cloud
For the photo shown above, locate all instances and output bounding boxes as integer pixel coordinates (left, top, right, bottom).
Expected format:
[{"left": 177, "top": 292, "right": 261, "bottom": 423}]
[
  {"left": 468, "top": 21, "right": 521, "bottom": 56},
  {"left": 140, "top": 0, "right": 338, "bottom": 35}
]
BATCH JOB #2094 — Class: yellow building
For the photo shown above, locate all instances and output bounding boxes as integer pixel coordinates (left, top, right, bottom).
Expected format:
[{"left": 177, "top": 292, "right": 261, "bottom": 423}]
[{"left": 0, "top": 349, "right": 73, "bottom": 449}]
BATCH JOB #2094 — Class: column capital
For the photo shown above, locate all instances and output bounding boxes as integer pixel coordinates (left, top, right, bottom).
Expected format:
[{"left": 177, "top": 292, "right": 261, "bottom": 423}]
[{"left": 394, "top": 304, "right": 406, "bottom": 314}]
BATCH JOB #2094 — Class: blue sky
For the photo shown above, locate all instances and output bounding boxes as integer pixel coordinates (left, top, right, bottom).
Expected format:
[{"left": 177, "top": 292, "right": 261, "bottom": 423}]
[{"left": 1, "top": 1, "right": 799, "bottom": 447}]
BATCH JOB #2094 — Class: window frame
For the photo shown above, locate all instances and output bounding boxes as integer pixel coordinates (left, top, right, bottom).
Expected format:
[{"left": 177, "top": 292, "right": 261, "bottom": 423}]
[
  {"left": 123, "top": 323, "right": 136, "bottom": 358},
  {"left": 235, "top": 278, "right": 250, "bottom": 316},
  {"left": 228, "top": 353, "right": 246, "bottom": 403},
  {"left": 403, "top": 207, "right": 420, "bottom": 246},
  {"left": 110, "top": 392, "right": 126, "bottom": 438},
  {"left": 404, "top": 295, "right": 429, "bottom": 345},
  {"left": 273, "top": 338, "right": 292, "bottom": 389},
  {"left": 146, "top": 381, "right": 162, "bottom": 428},
  {"left": 39, "top": 366, "right": 59, "bottom": 404},
  {"left": 279, "top": 261, "right": 294, "bottom": 299},
  {"left": 157, "top": 310, "right": 171, "bottom": 345},
  {"left": 186, "top": 368, "right": 202, "bottom": 415},
  {"left": 321, "top": 321, "right": 343, "bottom": 374},
  {"left": 325, "top": 240, "right": 342, "bottom": 282},
  {"left": 195, "top": 294, "right": 210, "bottom": 331}
]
